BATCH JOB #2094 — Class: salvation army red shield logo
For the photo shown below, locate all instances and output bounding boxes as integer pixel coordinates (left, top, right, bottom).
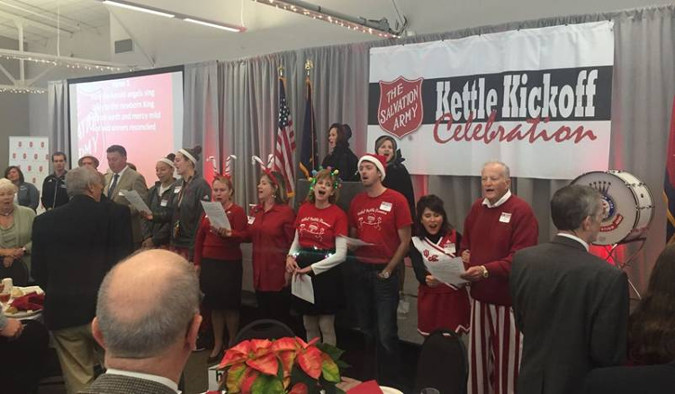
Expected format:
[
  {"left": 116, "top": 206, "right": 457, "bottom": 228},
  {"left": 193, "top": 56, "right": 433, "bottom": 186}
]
[{"left": 377, "top": 76, "right": 424, "bottom": 138}]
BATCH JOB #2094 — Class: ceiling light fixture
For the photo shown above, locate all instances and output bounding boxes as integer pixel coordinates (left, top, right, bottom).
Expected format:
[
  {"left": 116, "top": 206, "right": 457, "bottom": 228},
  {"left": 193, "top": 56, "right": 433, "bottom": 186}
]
[
  {"left": 102, "top": 0, "right": 175, "bottom": 18},
  {"left": 251, "top": 0, "right": 405, "bottom": 39},
  {"left": 97, "top": 0, "right": 247, "bottom": 32}
]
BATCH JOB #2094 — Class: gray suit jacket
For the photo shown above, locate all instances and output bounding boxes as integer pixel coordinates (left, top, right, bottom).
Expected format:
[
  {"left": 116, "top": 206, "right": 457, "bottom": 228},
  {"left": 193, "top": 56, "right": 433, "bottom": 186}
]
[
  {"left": 510, "top": 235, "right": 629, "bottom": 394},
  {"left": 105, "top": 167, "right": 149, "bottom": 244},
  {"left": 80, "top": 373, "right": 177, "bottom": 394}
]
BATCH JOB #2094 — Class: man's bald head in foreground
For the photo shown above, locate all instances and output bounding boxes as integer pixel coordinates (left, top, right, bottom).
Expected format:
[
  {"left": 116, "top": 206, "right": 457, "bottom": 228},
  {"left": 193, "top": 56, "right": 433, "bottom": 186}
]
[{"left": 93, "top": 249, "right": 200, "bottom": 359}]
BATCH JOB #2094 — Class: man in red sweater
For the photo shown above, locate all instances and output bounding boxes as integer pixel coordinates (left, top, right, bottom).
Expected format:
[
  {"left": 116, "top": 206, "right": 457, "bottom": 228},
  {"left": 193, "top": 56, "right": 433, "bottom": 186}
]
[{"left": 460, "top": 161, "right": 538, "bottom": 394}]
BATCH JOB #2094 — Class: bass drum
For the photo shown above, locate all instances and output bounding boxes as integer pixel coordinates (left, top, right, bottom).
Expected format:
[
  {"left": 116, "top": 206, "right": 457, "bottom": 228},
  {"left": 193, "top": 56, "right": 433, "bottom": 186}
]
[{"left": 571, "top": 170, "right": 654, "bottom": 245}]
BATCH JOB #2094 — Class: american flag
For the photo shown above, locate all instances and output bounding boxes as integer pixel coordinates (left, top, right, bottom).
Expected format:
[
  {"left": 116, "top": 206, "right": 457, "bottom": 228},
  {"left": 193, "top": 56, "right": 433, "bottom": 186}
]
[{"left": 274, "top": 77, "right": 296, "bottom": 196}]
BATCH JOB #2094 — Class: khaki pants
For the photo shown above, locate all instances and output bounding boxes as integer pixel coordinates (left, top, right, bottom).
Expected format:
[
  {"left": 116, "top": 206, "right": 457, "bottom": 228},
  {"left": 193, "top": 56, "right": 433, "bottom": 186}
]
[{"left": 51, "top": 323, "right": 104, "bottom": 394}]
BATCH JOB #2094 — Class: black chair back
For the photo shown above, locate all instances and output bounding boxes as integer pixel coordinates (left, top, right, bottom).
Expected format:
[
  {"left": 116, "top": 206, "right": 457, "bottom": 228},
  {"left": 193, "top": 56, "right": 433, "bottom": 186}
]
[
  {"left": 233, "top": 319, "right": 295, "bottom": 345},
  {"left": 414, "top": 329, "right": 468, "bottom": 394}
]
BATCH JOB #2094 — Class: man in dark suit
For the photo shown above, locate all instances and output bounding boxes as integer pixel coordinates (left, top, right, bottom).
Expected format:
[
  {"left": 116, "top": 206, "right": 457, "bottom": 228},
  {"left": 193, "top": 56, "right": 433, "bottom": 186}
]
[
  {"left": 81, "top": 249, "right": 202, "bottom": 394},
  {"left": 32, "top": 166, "right": 131, "bottom": 394},
  {"left": 510, "top": 184, "right": 629, "bottom": 394},
  {"left": 104, "top": 144, "right": 149, "bottom": 249},
  {"left": 582, "top": 361, "right": 675, "bottom": 394}
]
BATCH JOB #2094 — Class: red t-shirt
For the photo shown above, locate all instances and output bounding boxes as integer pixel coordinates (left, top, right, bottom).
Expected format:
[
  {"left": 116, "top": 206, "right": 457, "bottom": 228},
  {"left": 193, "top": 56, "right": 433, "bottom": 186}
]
[
  {"left": 193, "top": 203, "right": 248, "bottom": 266},
  {"left": 295, "top": 202, "right": 348, "bottom": 250},
  {"left": 348, "top": 188, "right": 413, "bottom": 264}
]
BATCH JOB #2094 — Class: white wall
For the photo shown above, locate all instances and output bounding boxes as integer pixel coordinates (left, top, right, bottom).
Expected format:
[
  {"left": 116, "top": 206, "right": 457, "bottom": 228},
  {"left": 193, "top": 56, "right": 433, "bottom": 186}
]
[{"left": 0, "top": 36, "right": 29, "bottom": 168}]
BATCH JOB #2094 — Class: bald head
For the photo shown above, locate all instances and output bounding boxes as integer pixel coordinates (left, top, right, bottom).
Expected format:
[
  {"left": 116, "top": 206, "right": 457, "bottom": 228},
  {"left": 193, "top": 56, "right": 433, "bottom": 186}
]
[{"left": 96, "top": 250, "right": 199, "bottom": 358}]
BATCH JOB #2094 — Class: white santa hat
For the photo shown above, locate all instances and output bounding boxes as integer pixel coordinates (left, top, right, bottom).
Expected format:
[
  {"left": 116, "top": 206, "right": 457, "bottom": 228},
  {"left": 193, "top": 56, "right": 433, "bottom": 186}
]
[{"left": 358, "top": 153, "right": 387, "bottom": 181}]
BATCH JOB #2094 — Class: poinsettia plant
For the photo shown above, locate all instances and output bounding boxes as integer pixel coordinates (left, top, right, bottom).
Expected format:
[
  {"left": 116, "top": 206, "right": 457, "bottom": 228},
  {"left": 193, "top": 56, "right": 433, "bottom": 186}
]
[{"left": 217, "top": 336, "right": 348, "bottom": 394}]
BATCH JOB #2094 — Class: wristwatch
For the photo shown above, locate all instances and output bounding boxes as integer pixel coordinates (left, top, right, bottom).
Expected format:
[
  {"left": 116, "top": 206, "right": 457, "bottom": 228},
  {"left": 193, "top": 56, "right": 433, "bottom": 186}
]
[
  {"left": 380, "top": 270, "right": 391, "bottom": 279},
  {"left": 480, "top": 265, "right": 489, "bottom": 279}
]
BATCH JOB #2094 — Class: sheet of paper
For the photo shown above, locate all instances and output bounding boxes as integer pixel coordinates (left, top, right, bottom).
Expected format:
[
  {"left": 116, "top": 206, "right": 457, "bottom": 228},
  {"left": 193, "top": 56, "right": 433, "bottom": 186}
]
[
  {"left": 200, "top": 201, "right": 231, "bottom": 230},
  {"left": 120, "top": 190, "right": 151, "bottom": 214},
  {"left": 425, "top": 256, "right": 468, "bottom": 288},
  {"left": 291, "top": 274, "right": 315, "bottom": 304},
  {"left": 338, "top": 235, "right": 374, "bottom": 248}
]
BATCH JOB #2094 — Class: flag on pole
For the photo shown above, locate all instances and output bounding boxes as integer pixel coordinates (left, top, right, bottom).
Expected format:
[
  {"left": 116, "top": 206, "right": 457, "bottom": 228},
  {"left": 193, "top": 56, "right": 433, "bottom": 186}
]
[
  {"left": 299, "top": 76, "right": 317, "bottom": 179},
  {"left": 274, "top": 76, "right": 296, "bottom": 196},
  {"left": 664, "top": 97, "right": 675, "bottom": 243}
]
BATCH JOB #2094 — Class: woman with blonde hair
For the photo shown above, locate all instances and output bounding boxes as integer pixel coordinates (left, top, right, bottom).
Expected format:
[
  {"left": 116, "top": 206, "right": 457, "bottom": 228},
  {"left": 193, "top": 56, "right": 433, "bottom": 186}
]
[{"left": 0, "top": 178, "right": 36, "bottom": 285}]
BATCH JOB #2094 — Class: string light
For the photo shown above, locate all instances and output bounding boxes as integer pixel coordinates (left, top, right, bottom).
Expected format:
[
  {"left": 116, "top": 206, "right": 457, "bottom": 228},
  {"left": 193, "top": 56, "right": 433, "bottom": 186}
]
[
  {"left": 0, "top": 85, "right": 46, "bottom": 94},
  {"left": 0, "top": 53, "right": 135, "bottom": 72},
  {"left": 252, "top": 0, "right": 402, "bottom": 39}
]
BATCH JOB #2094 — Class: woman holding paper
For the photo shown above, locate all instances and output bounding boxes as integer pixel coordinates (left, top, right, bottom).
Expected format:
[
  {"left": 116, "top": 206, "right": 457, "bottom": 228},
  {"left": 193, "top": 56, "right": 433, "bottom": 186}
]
[
  {"left": 285, "top": 168, "right": 348, "bottom": 346},
  {"left": 410, "top": 194, "right": 470, "bottom": 336},
  {"left": 170, "top": 145, "right": 212, "bottom": 260},
  {"left": 141, "top": 154, "right": 177, "bottom": 248},
  {"left": 194, "top": 174, "right": 247, "bottom": 362}
]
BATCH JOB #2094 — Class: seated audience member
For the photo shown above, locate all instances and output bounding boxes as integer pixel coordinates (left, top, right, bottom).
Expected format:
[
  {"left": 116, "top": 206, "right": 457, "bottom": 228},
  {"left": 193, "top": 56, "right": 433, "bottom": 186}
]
[
  {"left": 142, "top": 154, "right": 177, "bottom": 249},
  {"left": 321, "top": 123, "right": 358, "bottom": 181},
  {"left": 5, "top": 166, "right": 39, "bottom": 211},
  {"left": 511, "top": 185, "right": 628, "bottom": 394},
  {"left": 0, "top": 311, "right": 50, "bottom": 394},
  {"left": 31, "top": 167, "right": 121, "bottom": 394},
  {"left": 410, "top": 195, "right": 470, "bottom": 336},
  {"left": 581, "top": 243, "right": 675, "bottom": 394},
  {"left": 81, "top": 249, "right": 201, "bottom": 394},
  {"left": 627, "top": 243, "right": 675, "bottom": 365},
  {"left": 0, "top": 178, "right": 36, "bottom": 286},
  {"left": 78, "top": 154, "right": 100, "bottom": 169}
]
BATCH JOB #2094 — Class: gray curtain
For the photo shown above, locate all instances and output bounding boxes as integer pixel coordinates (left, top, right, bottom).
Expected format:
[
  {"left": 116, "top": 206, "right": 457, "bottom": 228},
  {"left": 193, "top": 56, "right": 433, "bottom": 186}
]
[
  {"left": 47, "top": 80, "right": 69, "bottom": 155},
  {"left": 183, "top": 61, "right": 219, "bottom": 178},
  {"left": 215, "top": 5, "right": 675, "bottom": 295}
]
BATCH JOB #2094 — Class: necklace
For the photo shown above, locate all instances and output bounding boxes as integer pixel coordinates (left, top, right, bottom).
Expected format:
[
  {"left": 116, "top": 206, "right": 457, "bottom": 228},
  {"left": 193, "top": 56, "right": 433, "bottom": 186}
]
[{"left": 0, "top": 209, "right": 13, "bottom": 217}]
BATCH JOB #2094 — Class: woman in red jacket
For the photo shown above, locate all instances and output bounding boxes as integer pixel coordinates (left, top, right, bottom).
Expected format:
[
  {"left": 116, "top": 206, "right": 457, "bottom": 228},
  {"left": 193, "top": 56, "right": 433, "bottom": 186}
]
[
  {"left": 193, "top": 175, "right": 247, "bottom": 362},
  {"left": 246, "top": 170, "right": 296, "bottom": 324}
]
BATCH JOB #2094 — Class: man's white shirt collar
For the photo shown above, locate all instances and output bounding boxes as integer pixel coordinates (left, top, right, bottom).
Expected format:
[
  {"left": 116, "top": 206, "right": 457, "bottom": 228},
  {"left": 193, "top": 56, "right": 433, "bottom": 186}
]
[
  {"left": 557, "top": 233, "right": 590, "bottom": 251},
  {"left": 482, "top": 190, "right": 512, "bottom": 208},
  {"left": 105, "top": 368, "right": 179, "bottom": 393}
]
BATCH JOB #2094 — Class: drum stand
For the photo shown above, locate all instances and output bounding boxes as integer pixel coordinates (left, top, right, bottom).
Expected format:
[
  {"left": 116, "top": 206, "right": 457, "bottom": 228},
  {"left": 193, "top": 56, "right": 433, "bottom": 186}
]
[{"left": 601, "top": 238, "right": 647, "bottom": 300}]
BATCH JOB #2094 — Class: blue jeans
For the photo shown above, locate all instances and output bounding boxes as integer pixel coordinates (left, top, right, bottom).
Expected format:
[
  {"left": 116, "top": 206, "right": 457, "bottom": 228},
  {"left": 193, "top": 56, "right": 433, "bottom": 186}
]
[{"left": 353, "top": 261, "right": 401, "bottom": 386}]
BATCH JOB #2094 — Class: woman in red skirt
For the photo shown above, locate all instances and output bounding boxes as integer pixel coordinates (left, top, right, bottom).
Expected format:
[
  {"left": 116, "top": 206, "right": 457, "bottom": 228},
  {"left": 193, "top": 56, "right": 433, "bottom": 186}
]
[{"left": 410, "top": 194, "right": 470, "bottom": 336}]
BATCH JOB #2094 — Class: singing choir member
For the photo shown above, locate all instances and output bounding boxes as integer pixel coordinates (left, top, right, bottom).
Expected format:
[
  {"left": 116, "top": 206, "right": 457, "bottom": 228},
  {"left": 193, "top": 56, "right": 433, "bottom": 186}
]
[
  {"left": 460, "top": 161, "right": 538, "bottom": 394},
  {"left": 247, "top": 169, "right": 295, "bottom": 323},
  {"left": 286, "top": 168, "right": 348, "bottom": 346},
  {"left": 349, "top": 153, "right": 412, "bottom": 388},
  {"left": 170, "top": 146, "right": 212, "bottom": 260},
  {"left": 141, "top": 154, "right": 177, "bottom": 249},
  {"left": 410, "top": 195, "right": 470, "bottom": 336},
  {"left": 321, "top": 123, "right": 358, "bottom": 181},
  {"left": 194, "top": 175, "right": 247, "bottom": 363}
]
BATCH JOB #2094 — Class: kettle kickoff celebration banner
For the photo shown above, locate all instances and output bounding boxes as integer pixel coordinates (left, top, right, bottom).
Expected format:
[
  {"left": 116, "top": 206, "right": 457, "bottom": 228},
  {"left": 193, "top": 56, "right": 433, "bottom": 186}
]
[{"left": 367, "top": 22, "right": 614, "bottom": 179}]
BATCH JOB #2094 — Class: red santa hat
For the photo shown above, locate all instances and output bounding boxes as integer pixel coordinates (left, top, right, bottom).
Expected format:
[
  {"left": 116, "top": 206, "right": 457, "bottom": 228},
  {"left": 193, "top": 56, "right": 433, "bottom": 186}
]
[{"left": 358, "top": 153, "right": 387, "bottom": 181}]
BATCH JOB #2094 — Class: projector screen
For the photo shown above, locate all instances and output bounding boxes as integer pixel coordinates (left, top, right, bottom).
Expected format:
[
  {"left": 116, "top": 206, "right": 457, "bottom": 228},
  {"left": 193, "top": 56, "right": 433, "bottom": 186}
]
[{"left": 68, "top": 67, "right": 184, "bottom": 184}]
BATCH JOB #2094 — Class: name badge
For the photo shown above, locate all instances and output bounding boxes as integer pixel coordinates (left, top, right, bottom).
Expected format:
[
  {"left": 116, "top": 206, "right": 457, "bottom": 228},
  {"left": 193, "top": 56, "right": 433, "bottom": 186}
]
[
  {"left": 174, "top": 186, "right": 182, "bottom": 194},
  {"left": 160, "top": 199, "right": 168, "bottom": 207},
  {"left": 379, "top": 201, "right": 392, "bottom": 212},
  {"left": 247, "top": 216, "right": 255, "bottom": 225},
  {"left": 444, "top": 243, "right": 456, "bottom": 255},
  {"left": 499, "top": 212, "right": 512, "bottom": 223}
]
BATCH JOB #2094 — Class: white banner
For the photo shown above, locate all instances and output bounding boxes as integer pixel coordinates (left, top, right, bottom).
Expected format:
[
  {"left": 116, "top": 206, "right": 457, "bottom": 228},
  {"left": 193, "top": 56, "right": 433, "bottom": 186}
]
[
  {"left": 368, "top": 22, "right": 614, "bottom": 179},
  {"left": 8, "top": 137, "right": 50, "bottom": 192}
]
